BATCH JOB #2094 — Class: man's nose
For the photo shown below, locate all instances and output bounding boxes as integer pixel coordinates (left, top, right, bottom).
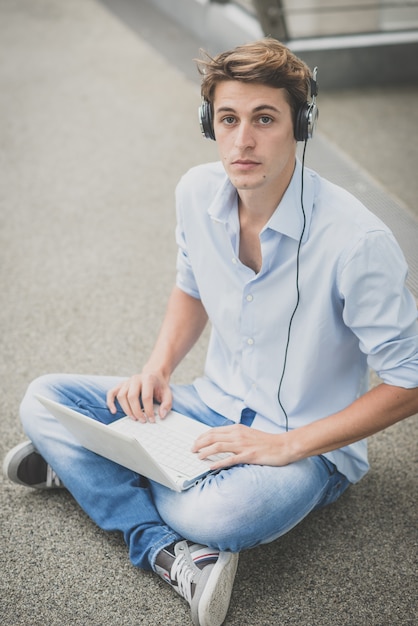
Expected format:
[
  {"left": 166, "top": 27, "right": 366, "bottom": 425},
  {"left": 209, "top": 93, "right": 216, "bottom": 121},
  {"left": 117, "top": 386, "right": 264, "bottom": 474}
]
[{"left": 234, "top": 121, "right": 255, "bottom": 149}]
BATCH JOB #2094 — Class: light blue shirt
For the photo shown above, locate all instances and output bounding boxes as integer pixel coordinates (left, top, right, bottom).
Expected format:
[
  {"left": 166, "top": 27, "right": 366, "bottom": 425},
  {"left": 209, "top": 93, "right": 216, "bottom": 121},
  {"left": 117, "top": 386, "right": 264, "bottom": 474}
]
[{"left": 175, "top": 159, "right": 418, "bottom": 483}]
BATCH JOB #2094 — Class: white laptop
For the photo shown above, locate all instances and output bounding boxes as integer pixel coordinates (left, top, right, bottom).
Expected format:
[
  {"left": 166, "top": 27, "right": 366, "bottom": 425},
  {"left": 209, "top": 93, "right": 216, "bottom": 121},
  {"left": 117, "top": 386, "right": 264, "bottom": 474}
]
[{"left": 36, "top": 394, "right": 232, "bottom": 492}]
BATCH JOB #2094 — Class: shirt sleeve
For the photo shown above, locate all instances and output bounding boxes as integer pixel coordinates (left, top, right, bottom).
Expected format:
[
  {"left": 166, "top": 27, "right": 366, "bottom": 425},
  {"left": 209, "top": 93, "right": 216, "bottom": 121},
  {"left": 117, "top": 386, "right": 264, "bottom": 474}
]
[
  {"left": 174, "top": 181, "right": 201, "bottom": 300},
  {"left": 338, "top": 229, "right": 418, "bottom": 388}
]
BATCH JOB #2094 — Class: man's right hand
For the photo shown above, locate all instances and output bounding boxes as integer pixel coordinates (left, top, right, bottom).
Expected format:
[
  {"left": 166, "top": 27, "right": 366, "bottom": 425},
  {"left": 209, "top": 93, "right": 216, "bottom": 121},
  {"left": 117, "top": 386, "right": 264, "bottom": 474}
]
[
  {"left": 106, "top": 286, "right": 207, "bottom": 423},
  {"left": 106, "top": 371, "right": 172, "bottom": 422}
]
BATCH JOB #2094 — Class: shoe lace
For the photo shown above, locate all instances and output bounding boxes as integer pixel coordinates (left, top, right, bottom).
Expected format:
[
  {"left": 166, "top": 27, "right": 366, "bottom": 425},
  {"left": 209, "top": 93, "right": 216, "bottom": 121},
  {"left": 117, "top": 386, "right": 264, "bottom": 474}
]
[
  {"left": 46, "top": 464, "right": 62, "bottom": 488},
  {"left": 170, "top": 548, "right": 197, "bottom": 605}
]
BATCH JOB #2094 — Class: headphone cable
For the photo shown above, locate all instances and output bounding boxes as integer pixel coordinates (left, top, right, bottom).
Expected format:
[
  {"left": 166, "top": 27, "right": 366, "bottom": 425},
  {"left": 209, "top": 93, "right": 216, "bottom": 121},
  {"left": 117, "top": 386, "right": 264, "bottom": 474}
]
[{"left": 277, "top": 140, "right": 308, "bottom": 431}]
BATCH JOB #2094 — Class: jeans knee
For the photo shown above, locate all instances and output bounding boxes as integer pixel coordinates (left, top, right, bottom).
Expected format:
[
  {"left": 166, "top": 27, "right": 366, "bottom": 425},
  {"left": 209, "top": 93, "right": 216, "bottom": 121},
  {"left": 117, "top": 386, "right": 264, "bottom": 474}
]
[
  {"left": 22, "top": 373, "right": 62, "bottom": 403},
  {"left": 154, "top": 474, "right": 261, "bottom": 552},
  {"left": 174, "top": 499, "right": 242, "bottom": 551},
  {"left": 19, "top": 373, "right": 67, "bottom": 432},
  {"left": 21, "top": 372, "right": 47, "bottom": 400}
]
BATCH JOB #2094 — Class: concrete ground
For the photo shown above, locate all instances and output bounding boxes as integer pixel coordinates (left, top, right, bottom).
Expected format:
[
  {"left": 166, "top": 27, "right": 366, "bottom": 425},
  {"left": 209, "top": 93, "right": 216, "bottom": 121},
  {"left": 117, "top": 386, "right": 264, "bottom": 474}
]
[{"left": 0, "top": 1, "right": 417, "bottom": 625}]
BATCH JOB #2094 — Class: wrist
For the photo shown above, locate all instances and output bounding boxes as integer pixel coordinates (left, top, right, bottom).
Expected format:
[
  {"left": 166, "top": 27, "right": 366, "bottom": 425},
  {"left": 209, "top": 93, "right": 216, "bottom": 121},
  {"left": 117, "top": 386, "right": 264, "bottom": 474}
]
[
  {"left": 282, "top": 428, "right": 306, "bottom": 464},
  {"left": 141, "top": 361, "right": 171, "bottom": 384}
]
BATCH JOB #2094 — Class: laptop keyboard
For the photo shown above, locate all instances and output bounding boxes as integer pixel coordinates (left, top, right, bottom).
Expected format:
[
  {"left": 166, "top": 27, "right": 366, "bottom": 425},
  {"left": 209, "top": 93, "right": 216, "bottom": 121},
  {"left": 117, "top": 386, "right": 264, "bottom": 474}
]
[{"left": 115, "top": 418, "right": 231, "bottom": 476}]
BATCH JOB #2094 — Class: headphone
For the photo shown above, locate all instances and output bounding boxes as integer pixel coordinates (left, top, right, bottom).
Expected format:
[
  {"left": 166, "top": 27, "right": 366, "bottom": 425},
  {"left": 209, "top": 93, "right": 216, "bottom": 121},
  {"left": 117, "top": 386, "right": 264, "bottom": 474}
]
[{"left": 199, "top": 67, "right": 319, "bottom": 142}]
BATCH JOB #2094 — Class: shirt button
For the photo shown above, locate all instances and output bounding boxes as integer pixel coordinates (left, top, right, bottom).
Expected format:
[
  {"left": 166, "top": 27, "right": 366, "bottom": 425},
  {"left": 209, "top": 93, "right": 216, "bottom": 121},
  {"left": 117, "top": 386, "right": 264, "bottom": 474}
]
[
  {"left": 246, "top": 294, "right": 253, "bottom": 302},
  {"left": 247, "top": 338, "right": 254, "bottom": 345},
  {"left": 232, "top": 258, "right": 238, "bottom": 264}
]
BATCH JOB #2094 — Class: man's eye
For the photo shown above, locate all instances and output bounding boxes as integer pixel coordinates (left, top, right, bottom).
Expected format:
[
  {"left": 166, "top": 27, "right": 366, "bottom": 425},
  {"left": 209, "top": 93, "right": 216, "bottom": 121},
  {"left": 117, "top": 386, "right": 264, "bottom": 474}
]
[
  {"left": 222, "top": 116, "right": 236, "bottom": 125},
  {"left": 259, "top": 116, "right": 273, "bottom": 125}
]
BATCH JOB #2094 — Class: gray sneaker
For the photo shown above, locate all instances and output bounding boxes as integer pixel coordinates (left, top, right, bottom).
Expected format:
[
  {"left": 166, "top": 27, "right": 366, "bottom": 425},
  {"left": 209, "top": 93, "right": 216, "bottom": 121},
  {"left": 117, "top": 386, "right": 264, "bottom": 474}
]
[
  {"left": 155, "top": 540, "right": 239, "bottom": 626},
  {"left": 3, "top": 441, "right": 63, "bottom": 489}
]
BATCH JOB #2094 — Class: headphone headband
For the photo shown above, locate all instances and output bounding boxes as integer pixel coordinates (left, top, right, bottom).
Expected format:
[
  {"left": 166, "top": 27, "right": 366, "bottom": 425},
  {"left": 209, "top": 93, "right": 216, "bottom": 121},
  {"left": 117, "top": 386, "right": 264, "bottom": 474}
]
[{"left": 310, "top": 67, "right": 318, "bottom": 98}]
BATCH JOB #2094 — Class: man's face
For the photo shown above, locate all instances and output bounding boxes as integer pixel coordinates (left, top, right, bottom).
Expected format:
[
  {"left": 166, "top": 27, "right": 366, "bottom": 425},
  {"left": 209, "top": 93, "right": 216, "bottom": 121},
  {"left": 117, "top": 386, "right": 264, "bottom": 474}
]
[{"left": 212, "top": 81, "right": 297, "bottom": 197}]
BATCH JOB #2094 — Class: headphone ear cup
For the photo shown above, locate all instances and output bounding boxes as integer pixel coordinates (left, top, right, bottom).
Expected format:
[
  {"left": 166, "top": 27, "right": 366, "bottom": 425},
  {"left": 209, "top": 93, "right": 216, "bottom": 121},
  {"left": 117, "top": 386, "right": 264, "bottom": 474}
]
[
  {"left": 294, "top": 102, "right": 318, "bottom": 142},
  {"left": 294, "top": 102, "right": 309, "bottom": 142},
  {"left": 199, "top": 100, "right": 215, "bottom": 141}
]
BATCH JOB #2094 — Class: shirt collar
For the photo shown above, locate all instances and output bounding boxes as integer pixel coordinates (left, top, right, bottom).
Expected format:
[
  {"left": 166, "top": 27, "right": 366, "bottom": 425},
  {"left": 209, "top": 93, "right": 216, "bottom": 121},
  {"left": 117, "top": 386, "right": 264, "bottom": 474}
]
[
  {"left": 207, "top": 158, "right": 315, "bottom": 243},
  {"left": 266, "top": 159, "right": 315, "bottom": 243},
  {"left": 207, "top": 174, "right": 239, "bottom": 223}
]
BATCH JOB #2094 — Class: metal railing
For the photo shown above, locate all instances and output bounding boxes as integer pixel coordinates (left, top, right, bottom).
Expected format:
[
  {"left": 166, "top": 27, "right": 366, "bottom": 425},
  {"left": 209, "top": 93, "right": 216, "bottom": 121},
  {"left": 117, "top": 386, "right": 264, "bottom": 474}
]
[{"left": 227, "top": 1, "right": 418, "bottom": 40}]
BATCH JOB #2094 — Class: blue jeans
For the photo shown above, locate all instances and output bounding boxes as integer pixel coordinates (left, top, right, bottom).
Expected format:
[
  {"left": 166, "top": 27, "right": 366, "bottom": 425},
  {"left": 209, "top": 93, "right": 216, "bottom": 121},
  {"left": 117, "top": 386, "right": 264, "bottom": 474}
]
[{"left": 20, "top": 374, "right": 350, "bottom": 571}]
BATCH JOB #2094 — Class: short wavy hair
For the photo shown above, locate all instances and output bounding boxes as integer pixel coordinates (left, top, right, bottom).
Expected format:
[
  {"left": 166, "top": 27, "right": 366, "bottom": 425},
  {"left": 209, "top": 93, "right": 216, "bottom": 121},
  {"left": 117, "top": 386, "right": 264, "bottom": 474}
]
[{"left": 196, "top": 38, "right": 313, "bottom": 124}]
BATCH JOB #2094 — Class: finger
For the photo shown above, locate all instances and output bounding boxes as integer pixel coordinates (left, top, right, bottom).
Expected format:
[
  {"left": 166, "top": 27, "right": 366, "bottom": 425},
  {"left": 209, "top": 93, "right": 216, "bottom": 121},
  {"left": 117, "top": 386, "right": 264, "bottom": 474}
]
[
  {"left": 111, "top": 379, "right": 143, "bottom": 422},
  {"left": 207, "top": 453, "right": 238, "bottom": 471},
  {"left": 158, "top": 387, "right": 173, "bottom": 419},
  {"left": 197, "top": 446, "right": 217, "bottom": 461},
  {"left": 192, "top": 426, "right": 234, "bottom": 452},
  {"left": 125, "top": 380, "right": 147, "bottom": 421},
  {"left": 195, "top": 438, "right": 238, "bottom": 469},
  {"left": 139, "top": 380, "right": 157, "bottom": 421},
  {"left": 195, "top": 438, "right": 234, "bottom": 461},
  {"left": 106, "top": 387, "right": 119, "bottom": 414},
  {"left": 115, "top": 385, "right": 136, "bottom": 420}
]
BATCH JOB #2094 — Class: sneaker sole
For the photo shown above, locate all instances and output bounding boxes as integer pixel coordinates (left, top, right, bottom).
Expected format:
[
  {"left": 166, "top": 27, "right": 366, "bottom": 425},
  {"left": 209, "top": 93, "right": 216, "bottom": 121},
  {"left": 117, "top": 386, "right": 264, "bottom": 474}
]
[
  {"left": 3, "top": 441, "right": 63, "bottom": 489},
  {"left": 3, "top": 441, "right": 37, "bottom": 487},
  {"left": 196, "top": 551, "right": 239, "bottom": 626}
]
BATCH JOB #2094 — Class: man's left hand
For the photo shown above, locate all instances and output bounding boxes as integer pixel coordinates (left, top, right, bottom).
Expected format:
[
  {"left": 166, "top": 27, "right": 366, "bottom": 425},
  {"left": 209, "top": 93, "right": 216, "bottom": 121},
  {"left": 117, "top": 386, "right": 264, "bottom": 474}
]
[{"left": 192, "top": 424, "right": 293, "bottom": 469}]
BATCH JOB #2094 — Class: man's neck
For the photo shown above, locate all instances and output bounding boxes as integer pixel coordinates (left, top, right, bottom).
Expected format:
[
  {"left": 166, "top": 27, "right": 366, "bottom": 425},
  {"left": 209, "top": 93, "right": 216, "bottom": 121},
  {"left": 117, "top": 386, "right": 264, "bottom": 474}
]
[
  {"left": 237, "top": 185, "right": 285, "bottom": 231},
  {"left": 236, "top": 160, "right": 296, "bottom": 230}
]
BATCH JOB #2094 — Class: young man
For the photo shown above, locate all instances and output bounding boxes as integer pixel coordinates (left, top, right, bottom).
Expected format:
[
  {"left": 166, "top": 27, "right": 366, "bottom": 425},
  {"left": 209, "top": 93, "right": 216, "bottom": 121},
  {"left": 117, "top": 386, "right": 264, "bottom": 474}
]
[{"left": 4, "top": 39, "right": 418, "bottom": 626}]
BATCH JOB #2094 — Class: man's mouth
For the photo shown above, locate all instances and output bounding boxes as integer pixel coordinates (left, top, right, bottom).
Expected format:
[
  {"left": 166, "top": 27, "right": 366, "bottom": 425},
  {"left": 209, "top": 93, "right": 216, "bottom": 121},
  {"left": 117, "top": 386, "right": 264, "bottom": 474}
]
[{"left": 231, "top": 159, "right": 260, "bottom": 169}]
